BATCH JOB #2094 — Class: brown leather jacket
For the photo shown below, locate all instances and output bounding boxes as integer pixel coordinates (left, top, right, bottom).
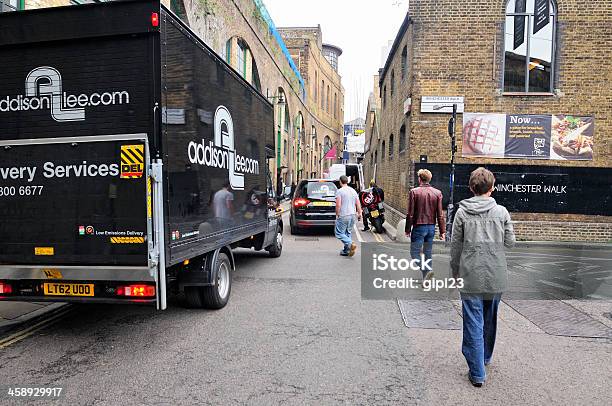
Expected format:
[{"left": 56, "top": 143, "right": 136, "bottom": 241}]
[{"left": 405, "top": 184, "right": 446, "bottom": 234}]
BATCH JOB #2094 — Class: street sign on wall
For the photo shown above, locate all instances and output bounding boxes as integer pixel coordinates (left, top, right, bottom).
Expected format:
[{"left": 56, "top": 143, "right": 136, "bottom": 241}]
[{"left": 420, "top": 96, "right": 465, "bottom": 113}]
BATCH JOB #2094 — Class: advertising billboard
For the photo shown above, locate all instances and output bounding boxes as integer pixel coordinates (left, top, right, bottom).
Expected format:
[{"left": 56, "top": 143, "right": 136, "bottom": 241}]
[{"left": 462, "top": 113, "right": 594, "bottom": 161}]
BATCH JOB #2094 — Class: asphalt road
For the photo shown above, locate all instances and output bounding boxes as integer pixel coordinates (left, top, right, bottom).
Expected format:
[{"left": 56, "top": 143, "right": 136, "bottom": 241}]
[{"left": 0, "top": 215, "right": 610, "bottom": 405}]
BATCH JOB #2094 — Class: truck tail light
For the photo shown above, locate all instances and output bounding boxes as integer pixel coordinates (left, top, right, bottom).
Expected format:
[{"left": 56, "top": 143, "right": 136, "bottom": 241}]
[
  {"left": 0, "top": 282, "right": 12, "bottom": 294},
  {"left": 293, "top": 198, "right": 310, "bottom": 208},
  {"left": 151, "top": 12, "right": 159, "bottom": 27},
  {"left": 116, "top": 284, "right": 155, "bottom": 297}
]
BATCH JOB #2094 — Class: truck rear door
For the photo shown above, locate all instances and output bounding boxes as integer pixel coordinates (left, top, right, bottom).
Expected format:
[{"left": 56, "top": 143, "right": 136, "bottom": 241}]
[{"left": 0, "top": 1, "right": 161, "bottom": 303}]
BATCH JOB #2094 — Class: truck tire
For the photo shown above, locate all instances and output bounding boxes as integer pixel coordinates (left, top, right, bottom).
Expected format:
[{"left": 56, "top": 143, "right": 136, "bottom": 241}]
[
  {"left": 267, "top": 227, "right": 283, "bottom": 258},
  {"left": 184, "top": 253, "right": 232, "bottom": 309},
  {"left": 372, "top": 217, "right": 385, "bottom": 234}
]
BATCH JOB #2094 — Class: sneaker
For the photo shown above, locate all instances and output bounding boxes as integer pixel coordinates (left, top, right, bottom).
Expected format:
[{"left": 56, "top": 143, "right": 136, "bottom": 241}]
[
  {"left": 348, "top": 243, "right": 357, "bottom": 257},
  {"left": 468, "top": 374, "right": 483, "bottom": 387},
  {"left": 340, "top": 251, "right": 349, "bottom": 257},
  {"left": 423, "top": 270, "right": 434, "bottom": 281}
]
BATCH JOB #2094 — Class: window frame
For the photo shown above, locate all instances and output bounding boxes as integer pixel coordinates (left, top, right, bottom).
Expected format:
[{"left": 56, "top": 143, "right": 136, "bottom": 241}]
[
  {"left": 502, "top": 0, "right": 557, "bottom": 95},
  {"left": 401, "top": 46, "right": 408, "bottom": 81},
  {"left": 399, "top": 124, "right": 406, "bottom": 153}
]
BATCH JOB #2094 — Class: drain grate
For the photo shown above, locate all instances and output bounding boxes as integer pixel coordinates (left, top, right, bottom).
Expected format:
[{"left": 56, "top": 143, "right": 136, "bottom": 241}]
[
  {"left": 294, "top": 237, "right": 319, "bottom": 241},
  {"left": 397, "top": 300, "right": 462, "bottom": 330},
  {"left": 504, "top": 300, "right": 612, "bottom": 339}
]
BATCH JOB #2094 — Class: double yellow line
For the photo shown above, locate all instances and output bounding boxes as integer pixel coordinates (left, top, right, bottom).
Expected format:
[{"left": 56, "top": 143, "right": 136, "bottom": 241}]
[
  {"left": 0, "top": 306, "right": 72, "bottom": 349},
  {"left": 370, "top": 229, "right": 385, "bottom": 243}
]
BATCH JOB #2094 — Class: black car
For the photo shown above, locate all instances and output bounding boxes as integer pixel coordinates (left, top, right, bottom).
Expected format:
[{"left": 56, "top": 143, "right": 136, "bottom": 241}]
[{"left": 290, "top": 179, "right": 340, "bottom": 234}]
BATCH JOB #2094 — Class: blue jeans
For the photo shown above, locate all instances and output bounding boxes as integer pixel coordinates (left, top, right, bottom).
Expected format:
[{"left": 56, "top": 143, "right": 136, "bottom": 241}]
[
  {"left": 461, "top": 294, "right": 501, "bottom": 383},
  {"left": 335, "top": 215, "right": 356, "bottom": 252},
  {"left": 410, "top": 224, "right": 435, "bottom": 277}
]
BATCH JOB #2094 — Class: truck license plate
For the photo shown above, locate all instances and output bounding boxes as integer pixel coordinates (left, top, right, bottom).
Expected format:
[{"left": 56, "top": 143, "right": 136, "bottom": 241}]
[
  {"left": 312, "top": 201, "right": 332, "bottom": 206},
  {"left": 371, "top": 210, "right": 379, "bottom": 218},
  {"left": 43, "top": 283, "right": 94, "bottom": 297}
]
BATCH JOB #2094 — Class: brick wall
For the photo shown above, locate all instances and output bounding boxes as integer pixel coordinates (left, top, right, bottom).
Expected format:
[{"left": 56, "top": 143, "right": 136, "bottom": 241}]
[{"left": 365, "top": 0, "right": 612, "bottom": 242}]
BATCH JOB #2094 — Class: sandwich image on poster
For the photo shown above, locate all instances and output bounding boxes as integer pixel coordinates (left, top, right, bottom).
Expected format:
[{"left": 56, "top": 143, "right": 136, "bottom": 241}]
[
  {"left": 462, "top": 113, "right": 506, "bottom": 157},
  {"left": 550, "top": 115, "right": 594, "bottom": 160}
]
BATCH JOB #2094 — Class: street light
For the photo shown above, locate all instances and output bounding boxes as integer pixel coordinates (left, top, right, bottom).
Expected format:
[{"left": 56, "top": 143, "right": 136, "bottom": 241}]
[{"left": 432, "top": 103, "right": 458, "bottom": 242}]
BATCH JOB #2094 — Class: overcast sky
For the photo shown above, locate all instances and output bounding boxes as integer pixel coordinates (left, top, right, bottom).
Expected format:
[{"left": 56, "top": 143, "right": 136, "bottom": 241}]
[{"left": 263, "top": 0, "right": 410, "bottom": 123}]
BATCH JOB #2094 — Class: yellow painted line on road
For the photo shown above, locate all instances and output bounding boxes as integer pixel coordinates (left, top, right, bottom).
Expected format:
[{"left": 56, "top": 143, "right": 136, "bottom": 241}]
[
  {"left": 0, "top": 306, "right": 72, "bottom": 349},
  {"left": 372, "top": 230, "right": 384, "bottom": 243},
  {"left": 353, "top": 225, "right": 364, "bottom": 243}
]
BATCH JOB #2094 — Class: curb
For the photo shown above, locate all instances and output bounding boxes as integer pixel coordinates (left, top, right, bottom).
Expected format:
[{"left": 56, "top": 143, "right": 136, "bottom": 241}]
[
  {"left": 383, "top": 221, "right": 398, "bottom": 241},
  {"left": 382, "top": 221, "right": 611, "bottom": 250},
  {"left": 0, "top": 302, "right": 69, "bottom": 336}
]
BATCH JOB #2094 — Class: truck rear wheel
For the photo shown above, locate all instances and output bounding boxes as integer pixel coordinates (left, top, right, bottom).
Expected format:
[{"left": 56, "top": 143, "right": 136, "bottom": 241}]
[
  {"left": 267, "top": 227, "right": 283, "bottom": 258},
  {"left": 185, "top": 253, "right": 232, "bottom": 309}
]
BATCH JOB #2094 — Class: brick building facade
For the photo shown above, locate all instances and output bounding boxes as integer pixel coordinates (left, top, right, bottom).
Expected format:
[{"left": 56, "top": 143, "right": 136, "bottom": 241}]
[
  {"left": 177, "top": 0, "right": 344, "bottom": 190},
  {"left": 278, "top": 27, "right": 344, "bottom": 177},
  {"left": 363, "top": 0, "right": 612, "bottom": 242}
]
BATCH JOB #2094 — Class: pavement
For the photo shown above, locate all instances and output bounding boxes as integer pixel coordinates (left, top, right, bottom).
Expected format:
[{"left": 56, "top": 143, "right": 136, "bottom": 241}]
[{"left": 0, "top": 209, "right": 610, "bottom": 405}]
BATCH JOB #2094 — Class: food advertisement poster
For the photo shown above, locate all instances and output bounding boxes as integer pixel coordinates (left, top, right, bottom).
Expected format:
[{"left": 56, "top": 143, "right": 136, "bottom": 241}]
[{"left": 462, "top": 113, "right": 594, "bottom": 161}]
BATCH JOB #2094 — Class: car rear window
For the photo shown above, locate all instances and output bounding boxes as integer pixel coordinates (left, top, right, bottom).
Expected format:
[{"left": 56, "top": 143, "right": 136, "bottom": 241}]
[{"left": 298, "top": 181, "right": 338, "bottom": 199}]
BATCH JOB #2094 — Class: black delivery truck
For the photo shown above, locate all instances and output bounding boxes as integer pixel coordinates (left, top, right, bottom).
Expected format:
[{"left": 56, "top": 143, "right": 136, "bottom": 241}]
[{"left": 0, "top": 0, "right": 284, "bottom": 309}]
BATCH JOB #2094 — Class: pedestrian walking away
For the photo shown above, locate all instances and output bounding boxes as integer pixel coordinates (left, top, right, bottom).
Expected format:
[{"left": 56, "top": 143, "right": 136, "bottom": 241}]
[
  {"left": 450, "top": 167, "right": 516, "bottom": 387},
  {"left": 405, "top": 169, "right": 445, "bottom": 279},
  {"left": 335, "top": 175, "right": 362, "bottom": 257}
]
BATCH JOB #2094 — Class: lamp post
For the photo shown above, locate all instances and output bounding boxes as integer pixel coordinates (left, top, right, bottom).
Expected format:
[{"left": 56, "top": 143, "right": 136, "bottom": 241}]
[{"left": 433, "top": 103, "right": 458, "bottom": 241}]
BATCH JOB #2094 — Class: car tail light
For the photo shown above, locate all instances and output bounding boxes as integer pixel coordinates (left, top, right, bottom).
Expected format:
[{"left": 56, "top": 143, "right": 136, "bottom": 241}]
[
  {"left": 293, "top": 198, "right": 310, "bottom": 208},
  {"left": 0, "top": 282, "right": 12, "bottom": 294},
  {"left": 116, "top": 285, "right": 156, "bottom": 297}
]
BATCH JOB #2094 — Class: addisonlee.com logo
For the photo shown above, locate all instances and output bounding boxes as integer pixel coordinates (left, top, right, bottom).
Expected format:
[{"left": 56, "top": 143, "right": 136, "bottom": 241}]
[
  {"left": 187, "top": 106, "right": 260, "bottom": 191},
  {"left": 0, "top": 66, "right": 130, "bottom": 122}
]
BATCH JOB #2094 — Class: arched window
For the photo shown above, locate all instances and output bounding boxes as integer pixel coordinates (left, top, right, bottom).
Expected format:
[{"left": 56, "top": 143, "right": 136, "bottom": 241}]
[
  {"left": 504, "top": 0, "right": 556, "bottom": 93},
  {"left": 381, "top": 140, "right": 386, "bottom": 161},
  {"left": 251, "top": 59, "right": 261, "bottom": 92},
  {"left": 296, "top": 112, "right": 304, "bottom": 143},
  {"left": 399, "top": 124, "right": 406, "bottom": 152},
  {"left": 226, "top": 37, "right": 261, "bottom": 91},
  {"left": 401, "top": 46, "right": 408, "bottom": 80},
  {"left": 383, "top": 85, "right": 387, "bottom": 108},
  {"left": 333, "top": 93, "right": 337, "bottom": 118},
  {"left": 390, "top": 70, "right": 395, "bottom": 96},
  {"left": 374, "top": 150, "right": 378, "bottom": 164},
  {"left": 389, "top": 134, "right": 394, "bottom": 159},
  {"left": 284, "top": 106, "right": 290, "bottom": 133},
  {"left": 320, "top": 80, "right": 325, "bottom": 110},
  {"left": 323, "top": 136, "right": 332, "bottom": 156},
  {"left": 327, "top": 85, "right": 330, "bottom": 112},
  {"left": 314, "top": 71, "right": 318, "bottom": 103}
]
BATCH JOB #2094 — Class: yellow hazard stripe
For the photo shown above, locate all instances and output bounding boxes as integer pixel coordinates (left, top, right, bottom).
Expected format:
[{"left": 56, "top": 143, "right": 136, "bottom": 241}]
[
  {"left": 121, "top": 145, "right": 145, "bottom": 164},
  {"left": 110, "top": 236, "right": 145, "bottom": 244},
  {"left": 147, "top": 177, "right": 152, "bottom": 218}
]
